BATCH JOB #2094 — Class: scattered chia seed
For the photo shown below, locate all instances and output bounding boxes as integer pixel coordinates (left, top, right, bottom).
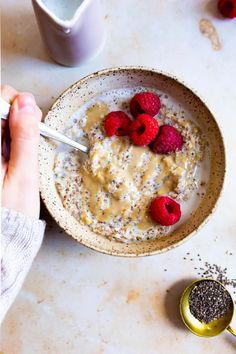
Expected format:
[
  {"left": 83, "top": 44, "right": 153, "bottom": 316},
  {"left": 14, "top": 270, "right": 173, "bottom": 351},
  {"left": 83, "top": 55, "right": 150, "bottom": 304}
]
[
  {"left": 189, "top": 280, "right": 233, "bottom": 324},
  {"left": 183, "top": 254, "right": 236, "bottom": 290},
  {"left": 201, "top": 262, "right": 236, "bottom": 289}
]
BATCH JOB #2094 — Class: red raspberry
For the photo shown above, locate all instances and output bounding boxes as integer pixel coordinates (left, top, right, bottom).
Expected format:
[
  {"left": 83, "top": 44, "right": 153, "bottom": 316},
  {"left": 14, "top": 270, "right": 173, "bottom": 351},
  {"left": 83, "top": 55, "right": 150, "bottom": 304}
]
[
  {"left": 130, "top": 92, "right": 161, "bottom": 117},
  {"left": 149, "top": 196, "right": 181, "bottom": 226},
  {"left": 152, "top": 125, "right": 184, "bottom": 154},
  {"left": 129, "top": 114, "right": 159, "bottom": 146},
  {"left": 218, "top": 0, "right": 236, "bottom": 18},
  {"left": 104, "top": 111, "right": 132, "bottom": 137}
]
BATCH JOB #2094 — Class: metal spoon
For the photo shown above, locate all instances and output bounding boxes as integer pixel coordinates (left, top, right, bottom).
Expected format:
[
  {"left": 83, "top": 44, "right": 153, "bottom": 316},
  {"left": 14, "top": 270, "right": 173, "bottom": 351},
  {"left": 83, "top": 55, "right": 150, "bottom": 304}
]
[
  {"left": 180, "top": 278, "right": 236, "bottom": 337},
  {"left": 0, "top": 97, "right": 89, "bottom": 154}
]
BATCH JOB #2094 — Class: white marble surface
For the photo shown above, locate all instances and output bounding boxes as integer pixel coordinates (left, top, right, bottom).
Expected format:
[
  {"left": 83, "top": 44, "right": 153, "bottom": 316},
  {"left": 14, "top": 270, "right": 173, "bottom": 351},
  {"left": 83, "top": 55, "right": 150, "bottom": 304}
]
[{"left": 1, "top": 0, "right": 236, "bottom": 353}]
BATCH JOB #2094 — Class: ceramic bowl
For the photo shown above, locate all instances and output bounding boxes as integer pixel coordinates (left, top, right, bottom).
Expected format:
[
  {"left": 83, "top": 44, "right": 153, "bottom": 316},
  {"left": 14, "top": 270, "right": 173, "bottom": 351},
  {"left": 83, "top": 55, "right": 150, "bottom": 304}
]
[{"left": 39, "top": 67, "right": 225, "bottom": 256}]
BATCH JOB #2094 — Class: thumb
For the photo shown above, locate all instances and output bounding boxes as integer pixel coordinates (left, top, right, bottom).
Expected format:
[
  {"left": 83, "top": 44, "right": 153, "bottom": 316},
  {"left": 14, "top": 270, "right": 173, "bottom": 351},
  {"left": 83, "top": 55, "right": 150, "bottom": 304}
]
[{"left": 8, "top": 94, "right": 42, "bottom": 180}]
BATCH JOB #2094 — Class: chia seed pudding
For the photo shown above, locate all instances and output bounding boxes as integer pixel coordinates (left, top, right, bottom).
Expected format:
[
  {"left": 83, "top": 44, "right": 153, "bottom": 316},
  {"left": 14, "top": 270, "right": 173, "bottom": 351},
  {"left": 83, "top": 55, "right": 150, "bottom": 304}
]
[{"left": 54, "top": 88, "right": 207, "bottom": 243}]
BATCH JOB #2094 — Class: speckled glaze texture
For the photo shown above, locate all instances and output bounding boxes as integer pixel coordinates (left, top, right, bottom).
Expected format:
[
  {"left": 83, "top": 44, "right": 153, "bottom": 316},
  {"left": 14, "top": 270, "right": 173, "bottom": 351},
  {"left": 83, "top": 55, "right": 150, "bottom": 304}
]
[{"left": 39, "top": 67, "right": 225, "bottom": 257}]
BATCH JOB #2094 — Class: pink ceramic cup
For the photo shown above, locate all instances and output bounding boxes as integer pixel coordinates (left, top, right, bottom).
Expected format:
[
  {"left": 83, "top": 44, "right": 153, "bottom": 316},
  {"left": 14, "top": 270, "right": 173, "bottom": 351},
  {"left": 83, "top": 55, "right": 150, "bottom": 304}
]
[{"left": 32, "top": 0, "right": 106, "bottom": 66}]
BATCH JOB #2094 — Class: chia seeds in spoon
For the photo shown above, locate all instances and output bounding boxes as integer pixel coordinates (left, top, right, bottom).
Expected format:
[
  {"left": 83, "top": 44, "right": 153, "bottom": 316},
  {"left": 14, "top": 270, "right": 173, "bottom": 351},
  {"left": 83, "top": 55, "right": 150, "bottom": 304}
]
[{"left": 189, "top": 280, "right": 233, "bottom": 324}]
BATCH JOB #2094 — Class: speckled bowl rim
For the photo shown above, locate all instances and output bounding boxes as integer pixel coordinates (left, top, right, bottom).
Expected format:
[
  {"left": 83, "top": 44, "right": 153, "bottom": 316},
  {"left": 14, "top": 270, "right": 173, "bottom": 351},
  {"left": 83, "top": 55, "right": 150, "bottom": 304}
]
[{"left": 39, "top": 66, "right": 226, "bottom": 257}]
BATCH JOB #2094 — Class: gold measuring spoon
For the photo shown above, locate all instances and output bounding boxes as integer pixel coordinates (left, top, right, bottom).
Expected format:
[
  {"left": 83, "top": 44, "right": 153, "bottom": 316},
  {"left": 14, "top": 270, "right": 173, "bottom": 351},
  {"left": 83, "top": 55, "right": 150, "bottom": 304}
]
[
  {"left": 0, "top": 97, "right": 89, "bottom": 153},
  {"left": 180, "top": 278, "right": 236, "bottom": 337}
]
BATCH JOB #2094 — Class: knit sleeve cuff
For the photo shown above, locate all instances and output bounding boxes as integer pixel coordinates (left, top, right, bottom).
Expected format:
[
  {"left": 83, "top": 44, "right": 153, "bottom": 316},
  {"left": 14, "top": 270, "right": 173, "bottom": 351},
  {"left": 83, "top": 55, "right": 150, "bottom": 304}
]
[
  {"left": 1, "top": 208, "right": 46, "bottom": 323},
  {"left": 1, "top": 207, "right": 46, "bottom": 254}
]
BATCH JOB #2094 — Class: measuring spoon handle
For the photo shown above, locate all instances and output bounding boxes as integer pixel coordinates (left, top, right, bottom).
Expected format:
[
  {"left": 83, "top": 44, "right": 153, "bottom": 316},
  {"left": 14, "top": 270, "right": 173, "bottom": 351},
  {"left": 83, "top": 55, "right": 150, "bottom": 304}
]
[{"left": 227, "top": 326, "right": 236, "bottom": 337}]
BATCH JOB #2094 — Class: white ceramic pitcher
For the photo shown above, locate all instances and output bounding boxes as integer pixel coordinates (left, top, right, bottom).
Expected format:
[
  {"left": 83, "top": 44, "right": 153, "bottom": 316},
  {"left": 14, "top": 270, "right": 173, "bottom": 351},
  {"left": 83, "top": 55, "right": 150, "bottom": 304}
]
[{"left": 32, "top": 0, "right": 105, "bottom": 66}]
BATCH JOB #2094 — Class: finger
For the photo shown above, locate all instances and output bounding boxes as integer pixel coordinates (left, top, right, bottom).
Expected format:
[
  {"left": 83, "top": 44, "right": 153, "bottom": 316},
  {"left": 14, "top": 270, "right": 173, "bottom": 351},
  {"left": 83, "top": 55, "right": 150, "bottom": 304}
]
[
  {"left": 1, "top": 85, "right": 18, "bottom": 103},
  {"left": 14, "top": 92, "right": 42, "bottom": 122},
  {"left": 7, "top": 93, "right": 41, "bottom": 180}
]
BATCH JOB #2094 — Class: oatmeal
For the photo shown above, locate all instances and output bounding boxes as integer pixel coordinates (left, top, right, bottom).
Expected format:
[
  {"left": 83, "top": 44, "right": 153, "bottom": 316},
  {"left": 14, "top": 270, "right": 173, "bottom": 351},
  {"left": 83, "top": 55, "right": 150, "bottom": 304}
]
[{"left": 54, "top": 88, "right": 206, "bottom": 243}]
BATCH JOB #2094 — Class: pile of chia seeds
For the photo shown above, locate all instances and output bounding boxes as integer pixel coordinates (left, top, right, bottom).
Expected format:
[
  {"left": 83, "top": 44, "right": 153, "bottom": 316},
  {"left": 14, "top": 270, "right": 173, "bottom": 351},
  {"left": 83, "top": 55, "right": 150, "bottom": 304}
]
[{"left": 189, "top": 280, "right": 233, "bottom": 324}]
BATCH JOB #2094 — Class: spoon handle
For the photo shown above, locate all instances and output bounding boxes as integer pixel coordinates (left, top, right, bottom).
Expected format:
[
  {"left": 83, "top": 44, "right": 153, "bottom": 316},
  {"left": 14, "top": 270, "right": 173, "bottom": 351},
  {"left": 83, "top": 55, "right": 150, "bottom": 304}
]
[
  {"left": 227, "top": 325, "right": 236, "bottom": 337},
  {"left": 0, "top": 97, "right": 89, "bottom": 154}
]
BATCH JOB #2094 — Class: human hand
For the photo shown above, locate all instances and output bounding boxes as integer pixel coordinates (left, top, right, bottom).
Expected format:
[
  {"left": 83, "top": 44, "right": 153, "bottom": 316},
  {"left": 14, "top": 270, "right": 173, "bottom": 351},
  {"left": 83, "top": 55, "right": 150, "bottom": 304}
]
[{"left": 1, "top": 85, "right": 42, "bottom": 218}]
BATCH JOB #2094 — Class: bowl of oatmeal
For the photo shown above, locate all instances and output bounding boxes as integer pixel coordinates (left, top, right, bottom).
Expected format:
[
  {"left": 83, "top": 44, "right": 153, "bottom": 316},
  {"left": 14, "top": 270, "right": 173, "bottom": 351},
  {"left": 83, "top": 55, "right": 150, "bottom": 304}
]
[{"left": 39, "top": 67, "right": 225, "bottom": 256}]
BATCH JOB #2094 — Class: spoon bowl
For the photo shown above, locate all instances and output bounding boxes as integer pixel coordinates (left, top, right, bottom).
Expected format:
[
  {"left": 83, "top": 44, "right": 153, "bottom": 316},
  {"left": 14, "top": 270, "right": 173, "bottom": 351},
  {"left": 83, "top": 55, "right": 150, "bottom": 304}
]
[{"left": 180, "top": 278, "right": 236, "bottom": 337}]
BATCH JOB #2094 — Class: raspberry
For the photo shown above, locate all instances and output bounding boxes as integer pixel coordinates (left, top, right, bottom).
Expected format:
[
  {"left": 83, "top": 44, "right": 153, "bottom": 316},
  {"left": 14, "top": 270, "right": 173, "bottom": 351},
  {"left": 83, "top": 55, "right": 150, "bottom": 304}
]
[
  {"left": 152, "top": 125, "right": 184, "bottom": 154},
  {"left": 130, "top": 92, "right": 161, "bottom": 117},
  {"left": 218, "top": 0, "right": 236, "bottom": 18},
  {"left": 129, "top": 114, "right": 159, "bottom": 146},
  {"left": 104, "top": 111, "right": 132, "bottom": 137},
  {"left": 149, "top": 196, "right": 181, "bottom": 226}
]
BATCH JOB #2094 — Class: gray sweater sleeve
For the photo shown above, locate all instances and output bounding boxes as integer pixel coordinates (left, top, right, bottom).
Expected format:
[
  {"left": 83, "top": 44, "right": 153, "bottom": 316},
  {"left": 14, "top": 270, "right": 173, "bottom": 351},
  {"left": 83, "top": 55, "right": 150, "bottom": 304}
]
[{"left": 1, "top": 207, "right": 46, "bottom": 323}]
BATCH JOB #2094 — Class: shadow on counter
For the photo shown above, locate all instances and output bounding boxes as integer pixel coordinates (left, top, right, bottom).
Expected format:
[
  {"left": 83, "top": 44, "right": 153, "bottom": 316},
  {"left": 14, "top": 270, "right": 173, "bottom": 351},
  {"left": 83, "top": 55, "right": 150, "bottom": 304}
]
[{"left": 164, "top": 278, "right": 195, "bottom": 330}]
